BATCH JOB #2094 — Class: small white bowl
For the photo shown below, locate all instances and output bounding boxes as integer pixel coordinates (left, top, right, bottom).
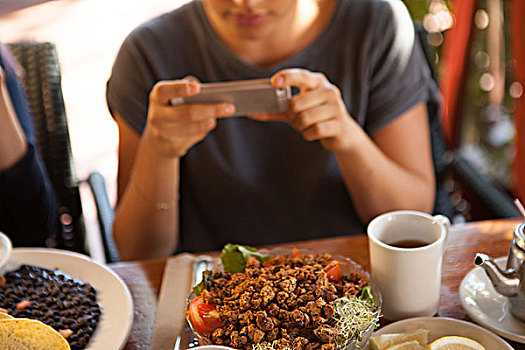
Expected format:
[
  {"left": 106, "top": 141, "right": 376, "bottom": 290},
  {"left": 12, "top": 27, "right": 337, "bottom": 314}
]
[{"left": 0, "top": 231, "right": 13, "bottom": 276}]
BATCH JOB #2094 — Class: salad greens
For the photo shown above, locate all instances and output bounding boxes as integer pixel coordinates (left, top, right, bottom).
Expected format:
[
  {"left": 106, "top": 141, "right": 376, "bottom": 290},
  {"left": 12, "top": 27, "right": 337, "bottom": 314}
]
[
  {"left": 193, "top": 270, "right": 213, "bottom": 296},
  {"left": 193, "top": 244, "right": 272, "bottom": 296},
  {"left": 221, "top": 243, "right": 272, "bottom": 274},
  {"left": 332, "top": 287, "right": 379, "bottom": 346},
  {"left": 359, "top": 286, "right": 375, "bottom": 304}
]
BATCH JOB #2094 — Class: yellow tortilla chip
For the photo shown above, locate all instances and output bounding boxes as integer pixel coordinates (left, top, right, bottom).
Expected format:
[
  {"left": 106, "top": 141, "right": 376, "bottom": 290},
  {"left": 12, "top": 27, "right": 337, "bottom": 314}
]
[
  {"left": 0, "top": 312, "right": 13, "bottom": 320},
  {"left": 0, "top": 318, "right": 70, "bottom": 349}
]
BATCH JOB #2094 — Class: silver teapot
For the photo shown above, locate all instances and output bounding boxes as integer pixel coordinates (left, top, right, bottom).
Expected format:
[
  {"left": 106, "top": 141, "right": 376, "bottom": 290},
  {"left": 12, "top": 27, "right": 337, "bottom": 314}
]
[{"left": 474, "top": 222, "right": 525, "bottom": 321}]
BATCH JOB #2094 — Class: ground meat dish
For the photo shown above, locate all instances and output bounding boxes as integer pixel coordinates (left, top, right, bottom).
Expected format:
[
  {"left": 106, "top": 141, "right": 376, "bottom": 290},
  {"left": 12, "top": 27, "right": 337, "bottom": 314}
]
[{"left": 202, "top": 252, "right": 369, "bottom": 350}]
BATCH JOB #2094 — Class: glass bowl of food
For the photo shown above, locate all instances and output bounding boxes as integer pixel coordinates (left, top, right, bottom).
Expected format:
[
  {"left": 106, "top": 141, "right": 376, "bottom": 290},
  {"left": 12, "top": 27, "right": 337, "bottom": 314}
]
[{"left": 185, "top": 245, "right": 382, "bottom": 350}]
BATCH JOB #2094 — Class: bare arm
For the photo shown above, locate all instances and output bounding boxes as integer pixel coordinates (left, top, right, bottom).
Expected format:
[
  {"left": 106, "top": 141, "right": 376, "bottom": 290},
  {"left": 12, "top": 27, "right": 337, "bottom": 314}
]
[
  {"left": 112, "top": 79, "right": 235, "bottom": 260},
  {"left": 112, "top": 113, "right": 180, "bottom": 260},
  {"left": 0, "top": 67, "right": 27, "bottom": 172},
  {"left": 335, "top": 102, "right": 435, "bottom": 223},
  {"left": 282, "top": 69, "right": 435, "bottom": 223}
]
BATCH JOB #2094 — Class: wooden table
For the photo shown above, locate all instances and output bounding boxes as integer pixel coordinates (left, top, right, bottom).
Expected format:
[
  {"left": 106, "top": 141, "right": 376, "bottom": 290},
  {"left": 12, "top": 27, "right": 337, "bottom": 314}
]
[{"left": 110, "top": 218, "right": 524, "bottom": 349}]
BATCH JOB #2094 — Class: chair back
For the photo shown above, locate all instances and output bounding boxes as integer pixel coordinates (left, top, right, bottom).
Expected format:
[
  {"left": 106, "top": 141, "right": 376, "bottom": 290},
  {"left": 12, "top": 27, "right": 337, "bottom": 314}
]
[{"left": 8, "top": 41, "right": 88, "bottom": 254}]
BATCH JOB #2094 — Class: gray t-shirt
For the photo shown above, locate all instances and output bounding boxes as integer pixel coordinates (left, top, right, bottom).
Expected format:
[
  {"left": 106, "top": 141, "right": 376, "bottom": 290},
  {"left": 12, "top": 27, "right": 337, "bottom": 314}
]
[{"left": 107, "top": 0, "right": 437, "bottom": 253}]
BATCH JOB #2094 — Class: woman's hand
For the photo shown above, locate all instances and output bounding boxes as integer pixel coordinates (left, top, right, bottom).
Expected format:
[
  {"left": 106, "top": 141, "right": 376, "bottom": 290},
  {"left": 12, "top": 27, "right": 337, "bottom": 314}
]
[
  {"left": 248, "top": 69, "right": 358, "bottom": 154},
  {"left": 143, "top": 77, "right": 235, "bottom": 158}
]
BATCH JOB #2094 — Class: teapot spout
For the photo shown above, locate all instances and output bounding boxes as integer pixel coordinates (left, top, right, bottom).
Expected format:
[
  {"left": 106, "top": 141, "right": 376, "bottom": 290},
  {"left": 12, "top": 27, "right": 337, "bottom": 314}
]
[{"left": 474, "top": 253, "right": 519, "bottom": 297}]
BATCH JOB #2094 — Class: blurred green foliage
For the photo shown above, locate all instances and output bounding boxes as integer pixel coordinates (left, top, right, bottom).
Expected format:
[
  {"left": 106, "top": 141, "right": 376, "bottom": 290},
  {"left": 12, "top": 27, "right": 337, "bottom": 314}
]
[
  {"left": 403, "top": 0, "right": 454, "bottom": 20},
  {"left": 403, "top": 0, "right": 435, "bottom": 20}
]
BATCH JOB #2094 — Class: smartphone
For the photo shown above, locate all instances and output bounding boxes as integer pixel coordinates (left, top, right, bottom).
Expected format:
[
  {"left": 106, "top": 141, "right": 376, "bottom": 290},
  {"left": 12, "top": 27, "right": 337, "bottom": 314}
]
[{"left": 170, "top": 78, "right": 291, "bottom": 116}]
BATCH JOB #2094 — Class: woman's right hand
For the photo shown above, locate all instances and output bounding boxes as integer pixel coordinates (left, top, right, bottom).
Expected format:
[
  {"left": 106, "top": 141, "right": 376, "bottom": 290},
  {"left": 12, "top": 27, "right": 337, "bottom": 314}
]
[{"left": 143, "top": 77, "right": 235, "bottom": 158}]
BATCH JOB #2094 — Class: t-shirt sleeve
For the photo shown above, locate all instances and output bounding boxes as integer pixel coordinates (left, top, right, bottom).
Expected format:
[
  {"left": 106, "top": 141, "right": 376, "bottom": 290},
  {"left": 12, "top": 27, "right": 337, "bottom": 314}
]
[
  {"left": 364, "top": 1, "right": 433, "bottom": 134},
  {"left": 106, "top": 30, "right": 157, "bottom": 135}
]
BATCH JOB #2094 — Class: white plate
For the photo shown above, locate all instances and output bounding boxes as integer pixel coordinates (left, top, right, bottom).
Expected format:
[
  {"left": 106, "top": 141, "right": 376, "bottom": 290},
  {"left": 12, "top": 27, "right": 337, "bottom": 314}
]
[
  {"left": 460, "top": 256, "right": 525, "bottom": 343},
  {"left": 5, "top": 248, "right": 134, "bottom": 350},
  {"left": 363, "top": 316, "right": 513, "bottom": 349}
]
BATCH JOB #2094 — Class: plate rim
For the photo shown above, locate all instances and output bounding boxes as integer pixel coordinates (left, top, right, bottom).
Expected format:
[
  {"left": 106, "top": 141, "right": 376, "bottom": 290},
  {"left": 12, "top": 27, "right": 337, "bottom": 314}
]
[
  {"left": 460, "top": 256, "right": 525, "bottom": 344},
  {"left": 370, "top": 316, "right": 513, "bottom": 349},
  {"left": 8, "top": 247, "right": 134, "bottom": 350}
]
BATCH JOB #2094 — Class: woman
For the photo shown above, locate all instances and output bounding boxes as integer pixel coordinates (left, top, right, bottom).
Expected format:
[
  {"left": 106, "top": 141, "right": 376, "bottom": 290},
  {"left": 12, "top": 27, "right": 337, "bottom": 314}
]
[
  {"left": 0, "top": 44, "right": 57, "bottom": 247},
  {"left": 107, "top": 0, "right": 438, "bottom": 260}
]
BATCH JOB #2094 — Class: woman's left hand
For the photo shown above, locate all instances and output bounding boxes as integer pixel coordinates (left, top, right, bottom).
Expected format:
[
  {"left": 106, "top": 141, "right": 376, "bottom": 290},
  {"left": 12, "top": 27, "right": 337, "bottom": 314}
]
[{"left": 247, "top": 69, "right": 358, "bottom": 154}]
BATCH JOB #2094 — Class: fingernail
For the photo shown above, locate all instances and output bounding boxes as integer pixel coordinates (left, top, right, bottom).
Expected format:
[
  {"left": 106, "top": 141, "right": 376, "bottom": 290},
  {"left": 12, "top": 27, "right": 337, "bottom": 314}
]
[{"left": 274, "top": 76, "right": 284, "bottom": 86}]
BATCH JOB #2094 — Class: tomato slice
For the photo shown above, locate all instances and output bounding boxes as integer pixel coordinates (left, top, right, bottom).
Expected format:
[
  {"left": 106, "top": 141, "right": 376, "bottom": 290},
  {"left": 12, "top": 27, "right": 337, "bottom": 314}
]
[
  {"left": 188, "top": 295, "right": 222, "bottom": 336},
  {"left": 325, "top": 263, "right": 343, "bottom": 283}
]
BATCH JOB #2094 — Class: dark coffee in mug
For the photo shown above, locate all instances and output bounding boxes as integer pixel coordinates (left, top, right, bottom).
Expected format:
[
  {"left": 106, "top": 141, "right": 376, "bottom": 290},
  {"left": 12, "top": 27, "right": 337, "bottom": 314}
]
[
  {"left": 368, "top": 211, "right": 450, "bottom": 320},
  {"left": 389, "top": 239, "right": 429, "bottom": 248}
]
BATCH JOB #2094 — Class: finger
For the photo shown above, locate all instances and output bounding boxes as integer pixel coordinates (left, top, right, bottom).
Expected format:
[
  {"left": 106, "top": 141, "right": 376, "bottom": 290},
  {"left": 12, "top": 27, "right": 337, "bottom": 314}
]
[
  {"left": 302, "top": 119, "right": 341, "bottom": 142},
  {"left": 291, "top": 84, "right": 341, "bottom": 113},
  {"left": 150, "top": 80, "right": 200, "bottom": 105},
  {"left": 272, "top": 68, "right": 327, "bottom": 92},
  {"left": 292, "top": 104, "right": 339, "bottom": 132},
  {"left": 155, "top": 118, "right": 217, "bottom": 138},
  {"left": 151, "top": 120, "right": 216, "bottom": 157},
  {"left": 183, "top": 75, "right": 201, "bottom": 84},
  {"left": 150, "top": 102, "right": 235, "bottom": 124}
]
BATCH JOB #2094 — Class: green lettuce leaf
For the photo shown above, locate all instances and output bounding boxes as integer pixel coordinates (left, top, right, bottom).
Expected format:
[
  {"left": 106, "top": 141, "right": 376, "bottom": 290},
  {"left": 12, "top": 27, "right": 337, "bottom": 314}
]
[
  {"left": 192, "top": 270, "right": 214, "bottom": 296},
  {"left": 221, "top": 243, "right": 271, "bottom": 273},
  {"left": 359, "top": 286, "right": 375, "bottom": 304}
]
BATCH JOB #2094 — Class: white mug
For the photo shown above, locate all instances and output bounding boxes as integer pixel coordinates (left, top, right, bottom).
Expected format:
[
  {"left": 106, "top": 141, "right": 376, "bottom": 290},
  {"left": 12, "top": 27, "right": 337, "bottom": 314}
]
[{"left": 367, "top": 210, "right": 450, "bottom": 321}]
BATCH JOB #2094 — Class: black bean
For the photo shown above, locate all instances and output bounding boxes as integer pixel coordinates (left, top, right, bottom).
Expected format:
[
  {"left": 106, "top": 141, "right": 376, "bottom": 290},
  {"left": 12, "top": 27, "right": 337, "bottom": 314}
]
[{"left": 70, "top": 321, "right": 79, "bottom": 331}]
